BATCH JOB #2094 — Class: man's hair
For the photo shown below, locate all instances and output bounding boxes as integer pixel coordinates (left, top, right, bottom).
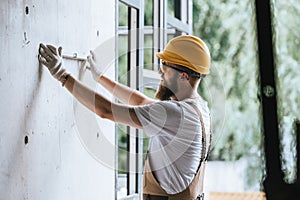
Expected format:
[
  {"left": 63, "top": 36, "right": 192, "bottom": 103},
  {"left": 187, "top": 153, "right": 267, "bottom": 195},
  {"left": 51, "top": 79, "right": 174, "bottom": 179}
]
[{"left": 175, "top": 64, "right": 206, "bottom": 79}]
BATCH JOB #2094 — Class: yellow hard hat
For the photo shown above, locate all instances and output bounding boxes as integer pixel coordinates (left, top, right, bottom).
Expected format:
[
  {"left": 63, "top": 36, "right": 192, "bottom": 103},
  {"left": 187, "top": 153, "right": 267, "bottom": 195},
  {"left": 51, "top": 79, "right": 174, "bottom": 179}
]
[{"left": 156, "top": 35, "right": 211, "bottom": 74}]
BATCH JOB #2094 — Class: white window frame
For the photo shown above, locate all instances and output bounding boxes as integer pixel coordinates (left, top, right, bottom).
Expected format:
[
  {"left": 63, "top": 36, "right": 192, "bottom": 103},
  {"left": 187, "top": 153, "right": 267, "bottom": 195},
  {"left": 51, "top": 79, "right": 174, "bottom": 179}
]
[{"left": 115, "top": 1, "right": 192, "bottom": 199}]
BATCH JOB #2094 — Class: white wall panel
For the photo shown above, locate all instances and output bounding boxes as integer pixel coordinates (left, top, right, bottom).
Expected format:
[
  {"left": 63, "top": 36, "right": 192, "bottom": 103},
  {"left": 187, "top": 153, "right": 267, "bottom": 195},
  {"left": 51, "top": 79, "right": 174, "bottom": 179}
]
[{"left": 0, "top": 0, "right": 116, "bottom": 199}]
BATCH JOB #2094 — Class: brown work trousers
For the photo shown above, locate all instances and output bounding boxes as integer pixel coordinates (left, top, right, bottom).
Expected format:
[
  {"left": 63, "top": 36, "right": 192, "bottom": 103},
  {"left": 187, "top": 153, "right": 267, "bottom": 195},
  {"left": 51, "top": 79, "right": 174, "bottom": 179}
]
[{"left": 143, "top": 158, "right": 206, "bottom": 200}]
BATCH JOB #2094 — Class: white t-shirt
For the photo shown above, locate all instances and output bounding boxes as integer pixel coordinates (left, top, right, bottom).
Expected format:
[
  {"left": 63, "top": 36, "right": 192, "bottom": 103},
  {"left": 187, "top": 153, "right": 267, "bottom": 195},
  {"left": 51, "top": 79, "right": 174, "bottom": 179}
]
[{"left": 134, "top": 98, "right": 211, "bottom": 194}]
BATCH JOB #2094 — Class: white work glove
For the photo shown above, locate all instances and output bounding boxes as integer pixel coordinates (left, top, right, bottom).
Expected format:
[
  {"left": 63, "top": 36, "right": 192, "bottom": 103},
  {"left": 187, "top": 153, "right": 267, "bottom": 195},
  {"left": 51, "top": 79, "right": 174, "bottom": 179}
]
[
  {"left": 87, "top": 50, "right": 102, "bottom": 81},
  {"left": 38, "top": 43, "right": 66, "bottom": 81}
]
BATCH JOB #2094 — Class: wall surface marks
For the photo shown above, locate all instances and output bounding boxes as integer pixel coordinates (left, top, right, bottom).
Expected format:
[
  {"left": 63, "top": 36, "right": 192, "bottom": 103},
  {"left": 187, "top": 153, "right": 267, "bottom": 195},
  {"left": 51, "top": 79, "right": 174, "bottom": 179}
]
[{"left": 0, "top": 0, "right": 116, "bottom": 199}]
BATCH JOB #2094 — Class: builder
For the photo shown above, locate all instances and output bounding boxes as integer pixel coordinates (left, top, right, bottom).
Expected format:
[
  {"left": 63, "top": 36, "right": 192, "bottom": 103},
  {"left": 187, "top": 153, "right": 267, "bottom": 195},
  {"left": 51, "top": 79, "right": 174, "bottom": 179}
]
[{"left": 38, "top": 35, "right": 212, "bottom": 200}]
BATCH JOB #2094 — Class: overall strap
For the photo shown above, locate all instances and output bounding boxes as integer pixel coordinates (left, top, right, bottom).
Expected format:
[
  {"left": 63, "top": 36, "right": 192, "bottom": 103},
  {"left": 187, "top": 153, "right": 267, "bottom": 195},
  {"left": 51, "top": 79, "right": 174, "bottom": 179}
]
[
  {"left": 186, "top": 102, "right": 211, "bottom": 199},
  {"left": 188, "top": 103, "right": 208, "bottom": 163}
]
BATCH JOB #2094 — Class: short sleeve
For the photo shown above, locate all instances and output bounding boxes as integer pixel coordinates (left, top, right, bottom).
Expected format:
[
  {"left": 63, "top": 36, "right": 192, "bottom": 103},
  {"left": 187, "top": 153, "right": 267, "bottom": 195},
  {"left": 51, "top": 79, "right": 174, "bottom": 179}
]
[{"left": 133, "top": 101, "right": 182, "bottom": 137}]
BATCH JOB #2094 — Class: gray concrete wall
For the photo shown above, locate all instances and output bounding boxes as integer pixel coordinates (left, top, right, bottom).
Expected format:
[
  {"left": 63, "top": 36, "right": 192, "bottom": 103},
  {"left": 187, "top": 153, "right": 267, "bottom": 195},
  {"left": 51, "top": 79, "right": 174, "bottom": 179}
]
[{"left": 0, "top": 0, "right": 116, "bottom": 199}]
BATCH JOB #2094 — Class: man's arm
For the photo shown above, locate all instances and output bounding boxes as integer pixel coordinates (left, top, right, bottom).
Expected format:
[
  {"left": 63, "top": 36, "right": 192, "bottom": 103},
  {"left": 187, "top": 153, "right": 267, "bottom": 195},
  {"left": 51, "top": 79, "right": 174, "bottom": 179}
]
[
  {"left": 38, "top": 43, "right": 143, "bottom": 128},
  {"left": 97, "top": 75, "right": 156, "bottom": 106},
  {"left": 62, "top": 73, "right": 143, "bottom": 129},
  {"left": 87, "top": 50, "right": 156, "bottom": 106}
]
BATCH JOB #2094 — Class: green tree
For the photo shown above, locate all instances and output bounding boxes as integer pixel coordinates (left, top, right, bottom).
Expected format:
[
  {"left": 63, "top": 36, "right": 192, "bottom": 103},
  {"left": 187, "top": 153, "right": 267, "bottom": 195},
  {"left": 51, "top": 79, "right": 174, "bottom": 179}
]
[
  {"left": 193, "top": 0, "right": 264, "bottom": 190},
  {"left": 272, "top": 0, "right": 300, "bottom": 183}
]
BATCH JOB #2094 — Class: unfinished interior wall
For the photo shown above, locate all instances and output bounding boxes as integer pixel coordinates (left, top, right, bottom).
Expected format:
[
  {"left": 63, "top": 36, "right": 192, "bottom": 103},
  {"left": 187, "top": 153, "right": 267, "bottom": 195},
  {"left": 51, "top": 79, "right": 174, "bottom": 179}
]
[{"left": 0, "top": 0, "right": 116, "bottom": 199}]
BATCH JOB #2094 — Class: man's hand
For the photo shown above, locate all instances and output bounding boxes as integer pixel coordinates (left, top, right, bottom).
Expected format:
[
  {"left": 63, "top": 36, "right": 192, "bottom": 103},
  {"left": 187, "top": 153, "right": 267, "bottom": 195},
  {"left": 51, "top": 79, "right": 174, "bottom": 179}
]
[
  {"left": 38, "top": 43, "right": 66, "bottom": 81},
  {"left": 87, "top": 50, "right": 102, "bottom": 81}
]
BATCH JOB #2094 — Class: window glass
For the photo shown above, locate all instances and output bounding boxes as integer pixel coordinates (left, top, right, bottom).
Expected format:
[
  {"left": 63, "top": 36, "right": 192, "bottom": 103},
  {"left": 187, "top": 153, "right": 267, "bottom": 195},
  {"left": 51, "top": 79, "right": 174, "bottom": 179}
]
[
  {"left": 119, "top": 2, "right": 128, "bottom": 26},
  {"left": 273, "top": 0, "right": 300, "bottom": 183},
  {"left": 144, "top": 0, "right": 153, "bottom": 26},
  {"left": 117, "top": 2, "right": 129, "bottom": 198},
  {"left": 168, "top": 0, "right": 175, "bottom": 17},
  {"left": 193, "top": 0, "right": 264, "bottom": 193},
  {"left": 144, "top": 34, "right": 153, "bottom": 70}
]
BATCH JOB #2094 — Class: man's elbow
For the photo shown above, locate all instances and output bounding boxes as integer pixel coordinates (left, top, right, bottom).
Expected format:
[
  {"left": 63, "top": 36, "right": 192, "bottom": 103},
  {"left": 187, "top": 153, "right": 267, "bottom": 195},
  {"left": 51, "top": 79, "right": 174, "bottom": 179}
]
[{"left": 96, "top": 108, "right": 114, "bottom": 121}]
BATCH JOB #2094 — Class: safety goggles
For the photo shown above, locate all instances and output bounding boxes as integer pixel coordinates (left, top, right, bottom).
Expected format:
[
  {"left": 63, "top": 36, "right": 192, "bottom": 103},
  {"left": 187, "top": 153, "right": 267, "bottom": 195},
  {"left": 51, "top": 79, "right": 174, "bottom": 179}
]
[
  {"left": 160, "top": 60, "right": 186, "bottom": 74},
  {"left": 160, "top": 60, "right": 204, "bottom": 78}
]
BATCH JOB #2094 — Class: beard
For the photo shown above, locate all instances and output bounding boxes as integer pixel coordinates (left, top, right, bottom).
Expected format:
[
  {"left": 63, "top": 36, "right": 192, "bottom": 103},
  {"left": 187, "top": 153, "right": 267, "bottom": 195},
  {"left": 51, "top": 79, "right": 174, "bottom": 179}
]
[{"left": 155, "top": 83, "right": 176, "bottom": 101}]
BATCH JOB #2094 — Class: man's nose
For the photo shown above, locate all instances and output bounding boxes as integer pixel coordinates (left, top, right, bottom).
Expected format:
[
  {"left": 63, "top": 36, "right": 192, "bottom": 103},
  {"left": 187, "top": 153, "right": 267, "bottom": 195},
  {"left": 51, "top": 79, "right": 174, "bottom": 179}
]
[{"left": 158, "top": 67, "right": 163, "bottom": 74}]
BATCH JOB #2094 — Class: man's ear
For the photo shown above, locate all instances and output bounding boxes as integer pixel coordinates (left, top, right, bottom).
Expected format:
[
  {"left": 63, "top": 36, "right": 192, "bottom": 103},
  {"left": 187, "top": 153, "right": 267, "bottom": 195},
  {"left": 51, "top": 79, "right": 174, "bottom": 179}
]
[{"left": 181, "top": 72, "right": 189, "bottom": 80}]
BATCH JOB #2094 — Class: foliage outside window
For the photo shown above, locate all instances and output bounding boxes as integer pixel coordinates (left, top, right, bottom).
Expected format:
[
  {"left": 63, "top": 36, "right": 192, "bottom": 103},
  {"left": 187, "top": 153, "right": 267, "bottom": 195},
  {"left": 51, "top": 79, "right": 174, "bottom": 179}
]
[
  {"left": 193, "top": 0, "right": 264, "bottom": 190},
  {"left": 272, "top": 0, "right": 300, "bottom": 184}
]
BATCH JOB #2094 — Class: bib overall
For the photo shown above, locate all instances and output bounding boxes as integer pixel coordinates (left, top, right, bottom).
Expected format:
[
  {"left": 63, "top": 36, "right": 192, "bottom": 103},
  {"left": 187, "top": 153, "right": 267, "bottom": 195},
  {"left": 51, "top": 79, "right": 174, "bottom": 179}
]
[{"left": 143, "top": 103, "right": 210, "bottom": 200}]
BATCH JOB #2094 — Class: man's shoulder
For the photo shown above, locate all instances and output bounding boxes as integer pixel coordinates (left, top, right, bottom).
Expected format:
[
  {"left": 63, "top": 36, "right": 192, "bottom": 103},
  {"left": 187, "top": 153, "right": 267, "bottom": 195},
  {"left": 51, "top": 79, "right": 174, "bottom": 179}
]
[
  {"left": 134, "top": 100, "right": 181, "bottom": 115},
  {"left": 181, "top": 98, "right": 210, "bottom": 115},
  {"left": 139, "top": 100, "right": 181, "bottom": 108}
]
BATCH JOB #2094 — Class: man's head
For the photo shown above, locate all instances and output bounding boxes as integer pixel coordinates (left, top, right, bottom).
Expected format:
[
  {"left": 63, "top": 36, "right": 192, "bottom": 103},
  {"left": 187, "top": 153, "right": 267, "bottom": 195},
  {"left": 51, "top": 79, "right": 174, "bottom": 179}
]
[{"left": 155, "top": 35, "right": 211, "bottom": 100}]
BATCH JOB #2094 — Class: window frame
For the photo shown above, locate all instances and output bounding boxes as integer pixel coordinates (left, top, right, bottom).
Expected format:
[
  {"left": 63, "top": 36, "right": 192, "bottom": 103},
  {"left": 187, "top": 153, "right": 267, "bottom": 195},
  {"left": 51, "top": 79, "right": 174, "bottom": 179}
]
[
  {"left": 115, "top": 1, "right": 192, "bottom": 199},
  {"left": 116, "top": 1, "right": 144, "bottom": 199}
]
